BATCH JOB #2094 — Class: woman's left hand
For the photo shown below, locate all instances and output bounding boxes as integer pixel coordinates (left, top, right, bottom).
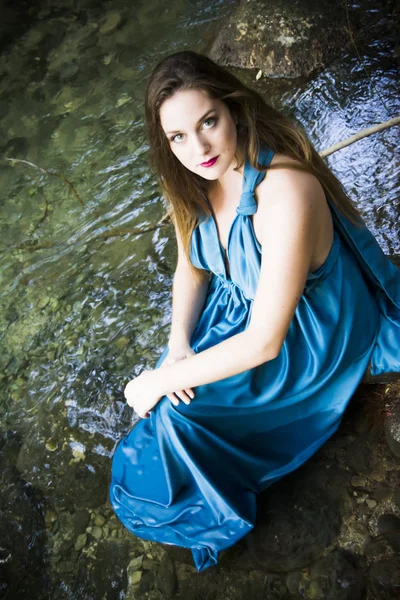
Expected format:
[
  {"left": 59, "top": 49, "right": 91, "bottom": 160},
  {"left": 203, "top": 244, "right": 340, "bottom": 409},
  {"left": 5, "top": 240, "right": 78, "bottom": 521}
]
[{"left": 124, "top": 370, "right": 163, "bottom": 419}]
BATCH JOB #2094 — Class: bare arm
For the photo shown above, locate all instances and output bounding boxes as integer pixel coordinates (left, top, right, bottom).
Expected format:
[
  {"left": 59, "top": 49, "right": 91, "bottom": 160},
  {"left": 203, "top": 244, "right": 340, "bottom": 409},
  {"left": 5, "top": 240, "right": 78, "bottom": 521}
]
[
  {"left": 168, "top": 219, "right": 209, "bottom": 350},
  {"left": 155, "top": 170, "right": 323, "bottom": 394}
]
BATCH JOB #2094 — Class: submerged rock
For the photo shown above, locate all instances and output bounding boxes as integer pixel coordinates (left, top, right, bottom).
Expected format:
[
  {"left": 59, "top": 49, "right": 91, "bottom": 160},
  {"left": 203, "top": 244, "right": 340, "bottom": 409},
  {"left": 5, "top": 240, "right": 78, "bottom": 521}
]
[
  {"left": 377, "top": 513, "right": 400, "bottom": 553},
  {"left": 209, "top": 0, "right": 358, "bottom": 78},
  {"left": 288, "top": 551, "right": 364, "bottom": 600},
  {"left": 99, "top": 11, "right": 122, "bottom": 35},
  {"left": 384, "top": 403, "right": 400, "bottom": 458},
  {"left": 244, "top": 464, "right": 346, "bottom": 571},
  {"left": 369, "top": 558, "right": 400, "bottom": 599}
]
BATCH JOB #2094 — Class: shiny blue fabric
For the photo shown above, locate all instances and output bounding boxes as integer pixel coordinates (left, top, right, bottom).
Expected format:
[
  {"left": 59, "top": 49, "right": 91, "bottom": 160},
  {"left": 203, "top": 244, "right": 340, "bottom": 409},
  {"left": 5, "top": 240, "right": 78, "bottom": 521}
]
[{"left": 110, "top": 148, "right": 400, "bottom": 572}]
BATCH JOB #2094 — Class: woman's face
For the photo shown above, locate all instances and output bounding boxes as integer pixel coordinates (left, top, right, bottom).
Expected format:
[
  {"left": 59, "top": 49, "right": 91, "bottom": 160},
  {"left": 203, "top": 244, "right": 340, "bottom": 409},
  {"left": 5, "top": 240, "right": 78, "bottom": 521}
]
[{"left": 159, "top": 88, "right": 238, "bottom": 180}]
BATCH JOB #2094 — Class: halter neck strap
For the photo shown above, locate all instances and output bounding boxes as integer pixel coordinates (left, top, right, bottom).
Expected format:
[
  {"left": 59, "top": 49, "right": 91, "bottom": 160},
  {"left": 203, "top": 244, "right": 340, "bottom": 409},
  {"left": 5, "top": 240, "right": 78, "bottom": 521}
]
[{"left": 237, "top": 148, "right": 274, "bottom": 216}]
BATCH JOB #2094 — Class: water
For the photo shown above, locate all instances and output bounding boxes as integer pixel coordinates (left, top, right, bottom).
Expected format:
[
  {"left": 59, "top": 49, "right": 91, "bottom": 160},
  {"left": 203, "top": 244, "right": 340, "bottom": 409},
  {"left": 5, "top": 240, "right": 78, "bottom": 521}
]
[{"left": 0, "top": 0, "right": 398, "bottom": 597}]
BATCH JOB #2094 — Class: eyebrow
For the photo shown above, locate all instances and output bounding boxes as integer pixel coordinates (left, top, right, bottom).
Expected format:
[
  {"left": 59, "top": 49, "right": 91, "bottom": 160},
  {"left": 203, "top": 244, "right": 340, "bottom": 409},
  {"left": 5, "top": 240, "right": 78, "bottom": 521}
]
[{"left": 165, "top": 109, "right": 217, "bottom": 135}]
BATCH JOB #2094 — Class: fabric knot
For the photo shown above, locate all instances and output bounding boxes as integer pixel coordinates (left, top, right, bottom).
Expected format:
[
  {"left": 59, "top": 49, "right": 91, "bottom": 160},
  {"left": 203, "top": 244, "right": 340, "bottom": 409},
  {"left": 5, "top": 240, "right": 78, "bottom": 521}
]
[
  {"left": 236, "top": 191, "right": 257, "bottom": 216},
  {"left": 237, "top": 148, "right": 274, "bottom": 216}
]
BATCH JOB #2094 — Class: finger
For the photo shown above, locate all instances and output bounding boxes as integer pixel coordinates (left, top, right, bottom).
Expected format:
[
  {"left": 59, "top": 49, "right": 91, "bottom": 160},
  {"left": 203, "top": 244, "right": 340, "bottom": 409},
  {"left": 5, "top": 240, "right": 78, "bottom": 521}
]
[
  {"left": 174, "top": 390, "right": 192, "bottom": 405},
  {"left": 185, "top": 388, "right": 195, "bottom": 399},
  {"left": 166, "top": 393, "right": 180, "bottom": 407}
]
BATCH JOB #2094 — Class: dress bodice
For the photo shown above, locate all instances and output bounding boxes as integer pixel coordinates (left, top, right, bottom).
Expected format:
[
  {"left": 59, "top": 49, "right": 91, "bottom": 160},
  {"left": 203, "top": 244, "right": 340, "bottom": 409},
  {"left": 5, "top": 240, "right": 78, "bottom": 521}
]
[
  {"left": 190, "top": 148, "right": 273, "bottom": 299},
  {"left": 190, "top": 148, "right": 340, "bottom": 300}
]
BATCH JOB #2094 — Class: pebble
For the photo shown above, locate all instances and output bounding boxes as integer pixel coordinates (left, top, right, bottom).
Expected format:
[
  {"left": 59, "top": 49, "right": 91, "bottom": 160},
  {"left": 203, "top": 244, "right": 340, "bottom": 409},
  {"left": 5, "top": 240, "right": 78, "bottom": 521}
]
[
  {"left": 128, "top": 555, "right": 144, "bottom": 570},
  {"left": 107, "top": 516, "right": 119, "bottom": 530},
  {"left": 366, "top": 499, "right": 377, "bottom": 509},
  {"left": 99, "top": 11, "right": 121, "bottom": 34},
  {"left": 87, "top": 526, "right": 102, "bottom": 540},
  {"left": 45, "top": 438, "right": 58, "bottom": 452},
  {"left": 37, "top": 296, "right": 50, "bottom": 309},
  {"left": 74, "top": 533, "right": 87, "bottom": 552},
  {"left": 373, "top": 484, "right": 392, "bottom": 503},
  {"left": 351, "top": 475, "right": 368, "bottom": 488},
  {"left": 128, "top": 570, "right": 142, "bottom": 586},
  {"left": 114, "top": 336, "right": 130, "bottom": 349},
  {"left": 73, "top": 509, "right": 90, "bottom": 534},
  {"left": 94, "top": 514, "right": 106, "bottom": 527}
]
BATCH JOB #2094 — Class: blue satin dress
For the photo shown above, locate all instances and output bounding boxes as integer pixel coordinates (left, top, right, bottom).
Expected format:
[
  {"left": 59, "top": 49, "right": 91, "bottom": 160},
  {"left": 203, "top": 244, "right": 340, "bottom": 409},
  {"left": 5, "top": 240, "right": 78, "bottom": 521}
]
[{"left": 110, "top": 148, "right": 400, "bottom": 572}]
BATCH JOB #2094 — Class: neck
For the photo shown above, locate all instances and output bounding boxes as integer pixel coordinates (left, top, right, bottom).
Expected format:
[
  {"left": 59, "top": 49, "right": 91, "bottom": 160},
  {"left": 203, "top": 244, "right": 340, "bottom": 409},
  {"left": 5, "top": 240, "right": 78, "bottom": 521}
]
[{"left": 209, "top": 159, "right": 244, "bottom": 199}]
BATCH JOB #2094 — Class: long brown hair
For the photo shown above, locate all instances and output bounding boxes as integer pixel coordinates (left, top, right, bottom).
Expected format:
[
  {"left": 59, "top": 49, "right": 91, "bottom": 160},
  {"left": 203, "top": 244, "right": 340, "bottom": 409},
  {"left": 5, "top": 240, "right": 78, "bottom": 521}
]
[{"left": 145, "top": 51, "right": 361, "bottom": 277}]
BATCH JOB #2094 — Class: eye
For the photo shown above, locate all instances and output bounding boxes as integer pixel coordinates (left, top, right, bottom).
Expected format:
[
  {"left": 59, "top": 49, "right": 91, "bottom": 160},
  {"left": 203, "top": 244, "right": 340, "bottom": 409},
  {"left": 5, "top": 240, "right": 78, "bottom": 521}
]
[
  {"left": 170, "top": 133, "right": 184, "bottom": 144},
  {"left": 202, "top": 117, "right": 217, "bottom": 129}
]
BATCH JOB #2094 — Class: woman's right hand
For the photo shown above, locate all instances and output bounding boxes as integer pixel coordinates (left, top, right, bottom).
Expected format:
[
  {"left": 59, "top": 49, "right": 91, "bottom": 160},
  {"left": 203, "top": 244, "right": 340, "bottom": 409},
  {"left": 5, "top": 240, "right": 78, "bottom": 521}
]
[{"left": 161, "top": 343, "right": 196, "bottom": 406}]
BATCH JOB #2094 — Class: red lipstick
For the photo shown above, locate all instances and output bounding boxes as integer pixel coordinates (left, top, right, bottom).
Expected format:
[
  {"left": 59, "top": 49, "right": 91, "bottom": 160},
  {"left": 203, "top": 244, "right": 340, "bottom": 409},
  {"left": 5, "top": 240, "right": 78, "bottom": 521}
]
[{"left": 200, "top": 156, "right": 219, "bottom": 168}]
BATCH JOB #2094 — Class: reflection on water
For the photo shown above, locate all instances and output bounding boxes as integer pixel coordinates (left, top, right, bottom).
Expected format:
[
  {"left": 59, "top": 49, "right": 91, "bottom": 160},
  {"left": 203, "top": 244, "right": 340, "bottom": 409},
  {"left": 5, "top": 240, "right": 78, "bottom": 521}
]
[{"left": 0, "top": 0, "right": 398, "bottom": 597}]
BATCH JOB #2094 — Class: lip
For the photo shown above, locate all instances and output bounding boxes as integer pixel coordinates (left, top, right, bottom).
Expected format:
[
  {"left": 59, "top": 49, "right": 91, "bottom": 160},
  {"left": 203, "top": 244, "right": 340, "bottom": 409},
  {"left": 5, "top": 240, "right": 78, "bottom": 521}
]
[{"left": 200, "top": 156, "right": 219, "bottom": 168}]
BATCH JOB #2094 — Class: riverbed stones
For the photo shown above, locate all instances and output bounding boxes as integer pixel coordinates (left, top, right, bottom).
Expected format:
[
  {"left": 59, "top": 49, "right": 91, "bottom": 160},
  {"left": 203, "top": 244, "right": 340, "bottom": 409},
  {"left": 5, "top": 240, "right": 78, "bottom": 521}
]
[
  {"left": 209, "top": 0, "right": 359, "bottom": 78},
  {"left": 384, "top": 403, "right": 400, "bottom": 458},
  {"left": 155, "top": 553, "right": 177, "bottom": 599},
  {"left": 377, "top": 513, "right": 400, "bottom": 553},
  {"left": 245, "top": 464, "right": 344, "bottom": 571},
  {"left": 287, "top": 551, "right": 364, "bottom": 600},
  {"left": 0, "top": 462, "right": 48, "bottom": 598},
  {"left": 369, "top": 558, "right": 400, "bottom": 599}
]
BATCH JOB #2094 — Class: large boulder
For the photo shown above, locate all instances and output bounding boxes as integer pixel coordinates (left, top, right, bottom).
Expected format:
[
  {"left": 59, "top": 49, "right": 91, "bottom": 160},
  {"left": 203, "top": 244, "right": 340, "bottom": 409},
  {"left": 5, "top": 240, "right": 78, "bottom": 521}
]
[{"left": 209, "top": 0, "right": 358, "bottom": 78}]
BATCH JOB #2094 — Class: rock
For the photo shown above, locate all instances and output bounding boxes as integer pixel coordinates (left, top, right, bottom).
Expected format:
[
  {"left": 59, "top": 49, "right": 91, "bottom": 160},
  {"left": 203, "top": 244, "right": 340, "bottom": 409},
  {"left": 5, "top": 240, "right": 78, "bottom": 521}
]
[
  {"left": 59, "top": 62, "right": 79, "bottom": 82},
  {"left": 366, "top": 499, "right": 377, "bottom": 509},
  {"left": 346, "top": 440, "right": 370, "bottom": 474},
  {"left": 94, "top": 514, "right": 106, "bottom": 527},
  {"left": 115, "top": 336, "right": 130, "bottom": 349},
  {"left": 71, "top": 539, "right": 129, "bottom": 599},
  {"left": 209, "top": 0, "right": 359, "bottom": 78},
  {"left": 155, "top": 553, "right": 177, "bottom": 599},
  {"left": 377, "top": 514, "right": 400, "bottom": 553},
  {"left": 137, "top": 570, "right": 155, "bottom": 595},
  {"left": 351, "top": 475, "right": 368, "bottom": 488},
  {"left": 290, "top": 551, "right": 364, "bottom": 600},
  {"left": 37, "top": 295, "right": 50, "bottom": 309},
  {"left": 45, "top": 438, "right": 58, "bottom": 452},
  {"left": 128, "top": 570, "right": 142, "bottom": 585},
  {"left": 373, "top": 484, "right": 392, "bottom": 503},
  {"left": 384, "top": 405, "right": 400, "bottom": 458},
  {"left": 245, "top": 465, "right": 344, "bottom": 571},
  {"left": 75, "top": 533, "right": 87, "bottom": 552},
  {"left": 395, "top": 487, "right": 400, "bottom": 508},
  {"left": 99, "top": 11, "right": 122, "bottom": 35},
  {"left": 73, "top": 509, "right": 90, "bottom": 535},
  {"left": 87, "top": 525, "right": 103, "bottom": 541},
  {"left": 369, "top": 558, "right": 400, "bottom": 599},
  {"left": 128, "top": 555, "right": 144, "bottom": 570}
]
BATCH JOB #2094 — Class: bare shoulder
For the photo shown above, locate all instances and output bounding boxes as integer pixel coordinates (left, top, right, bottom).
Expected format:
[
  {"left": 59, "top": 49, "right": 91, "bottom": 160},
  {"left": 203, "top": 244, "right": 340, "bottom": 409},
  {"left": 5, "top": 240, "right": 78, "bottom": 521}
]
[
  {"left": 257, "top": 153, "right": 325, "bottom": 206},
  {"left": 253, "top": 153, "right": 333, "bottom": 255}
]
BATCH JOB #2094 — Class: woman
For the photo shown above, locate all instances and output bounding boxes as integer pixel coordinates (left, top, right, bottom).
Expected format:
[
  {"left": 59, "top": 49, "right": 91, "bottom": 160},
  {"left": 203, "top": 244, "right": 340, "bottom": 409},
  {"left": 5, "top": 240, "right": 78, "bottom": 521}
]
[{"left": 110, "top": 51, "right": 400, "bottom": 572}]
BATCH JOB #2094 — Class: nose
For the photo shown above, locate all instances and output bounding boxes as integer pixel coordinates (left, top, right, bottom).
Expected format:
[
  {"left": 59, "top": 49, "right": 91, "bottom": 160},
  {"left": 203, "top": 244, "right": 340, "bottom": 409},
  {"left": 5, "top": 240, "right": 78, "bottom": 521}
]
[{"left": 192, "top": 133, "right": 211, "bottom": 157}]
